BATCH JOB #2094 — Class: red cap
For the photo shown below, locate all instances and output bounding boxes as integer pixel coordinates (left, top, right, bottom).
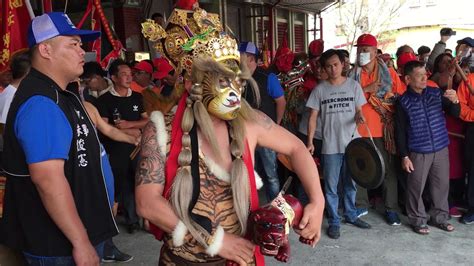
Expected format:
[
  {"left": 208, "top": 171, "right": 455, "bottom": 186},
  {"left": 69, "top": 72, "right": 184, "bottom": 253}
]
[
  {"left": 309, "top": 39, "right": 324, "bottom": 58},
  {"left": 356, "top": 34, "right": 378, "bottom": 47},
  {"left": 153, "top": 58, "right": 174, "bottom": 80},
  {"left": 397, "top": 52, "right": 418, "bottom": 69},
  {"left": 133, "top": 61, "right": 153, "bottom": 74}
]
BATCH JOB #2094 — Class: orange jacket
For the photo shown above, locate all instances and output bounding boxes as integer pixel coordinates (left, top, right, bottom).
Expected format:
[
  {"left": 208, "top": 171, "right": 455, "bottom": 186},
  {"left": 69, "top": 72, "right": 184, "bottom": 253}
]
[
  {"left": 457, "top": 73, "right": 474, "bottom": 122},
  {"left": 358, "top": 67, "right": 405, "bottom": 138}
]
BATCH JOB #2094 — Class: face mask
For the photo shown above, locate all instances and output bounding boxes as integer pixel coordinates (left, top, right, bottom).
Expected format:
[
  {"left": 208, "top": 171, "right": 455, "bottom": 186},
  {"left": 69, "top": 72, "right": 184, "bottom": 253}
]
[
  {"left": 358, "top": 52, "right": 372, "bottom": 66},
  {"left": 460, "top": 48, "right": 472, "bottom": 60},
  {"left": 206, "top": 78, "right": 242, "bottom": 121},
  {"left": 461, "top": 48, "right": 473, "bottom": 65}
]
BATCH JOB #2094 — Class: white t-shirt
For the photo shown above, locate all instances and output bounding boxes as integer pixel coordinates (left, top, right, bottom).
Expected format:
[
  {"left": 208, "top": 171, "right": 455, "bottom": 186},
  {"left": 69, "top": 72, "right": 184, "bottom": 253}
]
[
  {"left": 306, "top": 78, "right": 366, "bottom": 155},
  {"left": 0, "top": 84, "right": 17, "bottom": 124}
]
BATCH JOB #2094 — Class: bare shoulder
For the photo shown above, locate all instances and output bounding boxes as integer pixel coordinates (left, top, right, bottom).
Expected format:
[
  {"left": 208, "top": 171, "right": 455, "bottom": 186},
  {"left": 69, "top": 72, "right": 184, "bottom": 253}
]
[{"left": 253, "top": 110, "right": 275, "bottom": 130}]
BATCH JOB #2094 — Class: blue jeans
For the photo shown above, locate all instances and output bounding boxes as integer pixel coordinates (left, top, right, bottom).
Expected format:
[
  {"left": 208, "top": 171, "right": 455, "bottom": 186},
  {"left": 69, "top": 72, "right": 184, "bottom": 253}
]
[
  {"left": 322, "top": 153, "right": 357, "bottom": 226},
  {"left": 23, "top": 242, "right": 104, "bottom": 266},
  {"left": 255, "top": 146, "right": 280, "bottom": 200}
]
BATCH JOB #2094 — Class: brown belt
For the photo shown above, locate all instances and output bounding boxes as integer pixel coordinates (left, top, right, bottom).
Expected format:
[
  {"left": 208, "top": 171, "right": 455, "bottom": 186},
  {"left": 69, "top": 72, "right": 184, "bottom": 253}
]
[{"left": 159, "top": 246, "right": 226, "bottom": 266}]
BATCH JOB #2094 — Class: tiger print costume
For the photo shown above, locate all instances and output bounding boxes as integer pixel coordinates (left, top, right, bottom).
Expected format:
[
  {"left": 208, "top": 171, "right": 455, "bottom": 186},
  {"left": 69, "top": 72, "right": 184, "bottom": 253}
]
[{"left": 149, "top": 108, "right": 262, "bottom": 265}]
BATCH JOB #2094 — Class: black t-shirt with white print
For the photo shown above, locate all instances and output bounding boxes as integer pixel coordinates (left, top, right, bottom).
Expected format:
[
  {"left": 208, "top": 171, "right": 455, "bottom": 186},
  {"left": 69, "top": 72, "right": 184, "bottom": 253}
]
[{"left": 96, "top": 89, "right": 144, "bottom": 153}]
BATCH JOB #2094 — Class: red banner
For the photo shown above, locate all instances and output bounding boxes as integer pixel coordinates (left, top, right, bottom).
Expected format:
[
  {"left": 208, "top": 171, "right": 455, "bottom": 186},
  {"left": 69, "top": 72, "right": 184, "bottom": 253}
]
[
  {"left": 91, "top": 2, "right": 102, "bottom": 63},
  {"left": 0, "top": 0, "right": 32, "bottom": 73},
  {"left": 78, "top": 0, "right": 124, "bottom": 68}
]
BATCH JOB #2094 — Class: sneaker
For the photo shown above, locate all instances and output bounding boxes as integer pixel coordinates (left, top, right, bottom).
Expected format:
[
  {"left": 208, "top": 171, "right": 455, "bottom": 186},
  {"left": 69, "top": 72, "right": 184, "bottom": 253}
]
[
  {"left": 327, "top": 225, "right": 340, "bottom": 239},
  {"left": 461, "top": 213, "right": 474, "bottom": 225},
  {"left": 385, "top": 211, "right": 401, "bottom": 226},
  {"left": 449, "top": 207, "right": 462, "bottom": 218},
  {"left": 102, "top": 249, "right": 134, "bottom": 263},
  {"left": 346, "top": 218, "right": 371, "bottom": 229},
  {"left": 356, "top": 208, "right": 368, "bottom": 218}
]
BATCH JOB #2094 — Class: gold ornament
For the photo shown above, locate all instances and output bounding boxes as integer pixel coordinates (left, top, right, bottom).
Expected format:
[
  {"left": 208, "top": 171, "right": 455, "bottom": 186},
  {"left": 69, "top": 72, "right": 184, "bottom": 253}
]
[
  {"left": 168, "top": 8, "right": 189, "bottom": 28},
  {"left": 141, "top": 19, "right": 167, "bottom": 42},
  {"left": 141, "top": 7, "right": 239, "bottom": 76},
  {"left": 164, "top": 27, "right": 189, "bottom": 59},
  {"left": 193, "top": 8, "right": 223, "bottom": 33}
]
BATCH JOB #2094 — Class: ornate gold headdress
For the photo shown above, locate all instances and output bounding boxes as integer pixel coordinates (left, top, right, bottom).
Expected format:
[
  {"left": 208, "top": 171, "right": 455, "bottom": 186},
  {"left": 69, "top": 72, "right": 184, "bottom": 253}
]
[{"left": 142, "top": 8, "right": 240, "bottom": 76}]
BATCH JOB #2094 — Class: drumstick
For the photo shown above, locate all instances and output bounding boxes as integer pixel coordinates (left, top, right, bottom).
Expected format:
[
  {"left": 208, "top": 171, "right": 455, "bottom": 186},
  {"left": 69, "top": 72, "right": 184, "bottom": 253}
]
[
  {"left": 454, "top": 63, "right": 474, "bottom": 95},
  {"left": 447, "top": 73, "right": 453, "bottom": 91},
  {"left": 448, "top": 131, "right": 465, "bottom": 139},
  {"left": 130, "top": 145, "right": 141, "bottom": 160},
  {"left": 454, "top": 62, "right": 469, "bottom": 82}
]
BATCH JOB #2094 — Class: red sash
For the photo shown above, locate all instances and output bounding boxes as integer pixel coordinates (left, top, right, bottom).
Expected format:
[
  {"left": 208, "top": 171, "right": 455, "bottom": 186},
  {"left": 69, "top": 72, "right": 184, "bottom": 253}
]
[{"left": 149, "top": 93, "right": 264, "bottom": 265}]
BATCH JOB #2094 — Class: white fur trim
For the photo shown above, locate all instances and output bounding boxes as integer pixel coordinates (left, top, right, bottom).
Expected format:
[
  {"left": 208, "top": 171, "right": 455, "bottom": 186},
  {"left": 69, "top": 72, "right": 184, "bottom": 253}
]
[
  {"left": 201, "top": 154, "right": 231, "bottom": 183},
  {"left": 201, "top": 152, "right": 263, "bottom": 190},
  {"left": 206, "top": 226, "right": 225, "bottom": 256},
  {"left": 150, "top": 111, "right": 167, "bottom": 157},
  {"left": 172, "top": 220, "right": 188, "bottom": 247},
  {"left": 254, "top": 171, "right": 263, "bottom": 190}
]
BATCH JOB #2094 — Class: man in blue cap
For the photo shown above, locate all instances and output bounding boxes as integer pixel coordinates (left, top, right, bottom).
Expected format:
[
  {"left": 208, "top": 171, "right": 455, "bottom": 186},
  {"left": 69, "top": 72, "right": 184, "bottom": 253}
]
[
  {"left": 1, "top": 12, "right": 118, "bottom": 265},
  {"left": 456, "top": 37, "right": 474, "bottom": 72},
  {"left": 239, "top": 41, "right": 286, "bottom": 201}
]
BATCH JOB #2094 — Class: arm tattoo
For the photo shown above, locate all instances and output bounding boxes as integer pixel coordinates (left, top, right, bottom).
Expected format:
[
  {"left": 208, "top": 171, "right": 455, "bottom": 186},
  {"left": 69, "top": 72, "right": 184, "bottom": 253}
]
[
  {"left": 256, "top": 110, "right": 275, "bottom": 130},
  {"left": 135, "top": 121, "right": 166, "bottom": 186}
]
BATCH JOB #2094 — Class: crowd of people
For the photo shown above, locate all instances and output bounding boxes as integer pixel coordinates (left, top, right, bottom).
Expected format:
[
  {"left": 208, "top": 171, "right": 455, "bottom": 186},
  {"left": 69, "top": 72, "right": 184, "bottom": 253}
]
[
  {"left": 294, "top": 31, "right": 474, "bottom": 238},
  {"left": 238, "top": 28, "right": 474, "bottom": 239},
  {"left": 0, "top": 1, "right": 473, "bottom": 265}
]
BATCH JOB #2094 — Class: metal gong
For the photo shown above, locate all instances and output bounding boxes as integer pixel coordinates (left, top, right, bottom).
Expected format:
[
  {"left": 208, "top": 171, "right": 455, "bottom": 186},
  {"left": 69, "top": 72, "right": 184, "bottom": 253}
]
[{"left": 345, "top": 137, "right": 385, "bottom": 189}]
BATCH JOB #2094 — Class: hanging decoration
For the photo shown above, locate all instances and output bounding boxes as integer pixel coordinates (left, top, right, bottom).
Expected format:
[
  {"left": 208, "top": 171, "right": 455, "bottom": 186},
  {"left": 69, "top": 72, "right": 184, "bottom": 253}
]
[{"left": 77, "top": 0, "right": 124, "bottom": 68}]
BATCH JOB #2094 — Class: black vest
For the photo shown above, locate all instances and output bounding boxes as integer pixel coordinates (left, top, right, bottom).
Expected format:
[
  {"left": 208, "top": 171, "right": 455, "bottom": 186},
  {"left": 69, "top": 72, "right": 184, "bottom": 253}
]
[
  {"left": 1, "top": 68, "right": 117, "bottom": 256},
  {"left": 244, "top": 67, "right": 277, "bottom": 122}
]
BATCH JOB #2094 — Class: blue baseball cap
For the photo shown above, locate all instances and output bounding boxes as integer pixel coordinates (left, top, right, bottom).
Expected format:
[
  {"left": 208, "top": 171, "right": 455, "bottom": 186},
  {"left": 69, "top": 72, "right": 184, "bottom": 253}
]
[
  {"left": 28, "top": 12, "right": 101, "bottom": 48},
  {"left": 457, "top": 37, "right": 474, "bottom": 47},
  {"left": 238, "top": 42, "right": 259, "bottom": 57}
]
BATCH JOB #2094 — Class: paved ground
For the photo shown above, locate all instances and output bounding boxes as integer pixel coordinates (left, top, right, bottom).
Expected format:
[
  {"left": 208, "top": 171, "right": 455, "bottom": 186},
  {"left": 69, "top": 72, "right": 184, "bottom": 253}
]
[{"left": 111, "top": 207, "right": 474, "bottom": 265}]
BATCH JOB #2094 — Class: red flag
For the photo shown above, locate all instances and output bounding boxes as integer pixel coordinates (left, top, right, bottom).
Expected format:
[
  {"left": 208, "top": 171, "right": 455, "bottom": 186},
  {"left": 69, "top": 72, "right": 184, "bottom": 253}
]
[
  {"left": 0, "top": 0, "right": 33, "bottom": 73},
  {"left": 90, "top": 1, "right": 102, "bottom": 63}
]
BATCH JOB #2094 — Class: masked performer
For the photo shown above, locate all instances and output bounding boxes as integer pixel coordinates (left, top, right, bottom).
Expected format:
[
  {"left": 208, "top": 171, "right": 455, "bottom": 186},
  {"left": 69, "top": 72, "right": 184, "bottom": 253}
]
[{"left": 137, "top": 4, "right": 324, "bottom": 265}]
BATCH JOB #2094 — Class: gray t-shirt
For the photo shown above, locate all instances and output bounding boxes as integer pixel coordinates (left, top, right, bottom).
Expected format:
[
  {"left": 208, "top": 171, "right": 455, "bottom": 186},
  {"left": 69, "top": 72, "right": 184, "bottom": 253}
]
[
  {"left": 298, "top": 107, "right": 322, "bottom": 140},
  {"left": 306, "top": 78, "right": 366, "bottom": 154}
]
